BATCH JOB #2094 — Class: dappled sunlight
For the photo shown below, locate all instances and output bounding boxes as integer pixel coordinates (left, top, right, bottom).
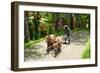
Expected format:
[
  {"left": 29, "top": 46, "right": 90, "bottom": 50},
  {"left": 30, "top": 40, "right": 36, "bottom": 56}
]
[{"left": 24, "top": 11, "right": 90, "bottom": 61}]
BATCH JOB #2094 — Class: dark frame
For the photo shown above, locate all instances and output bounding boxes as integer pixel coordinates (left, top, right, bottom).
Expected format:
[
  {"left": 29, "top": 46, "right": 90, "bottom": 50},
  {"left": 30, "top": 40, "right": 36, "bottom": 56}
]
[{"left": 11, "top": 1, "right": 98, "bottom": 71}]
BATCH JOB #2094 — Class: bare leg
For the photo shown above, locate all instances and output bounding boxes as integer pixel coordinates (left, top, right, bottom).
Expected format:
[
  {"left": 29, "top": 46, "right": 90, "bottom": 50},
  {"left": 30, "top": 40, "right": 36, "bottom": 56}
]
[
  {"left": 63, "top": 35, "right": 67, "bottom": 44},
  {"left": 67, "top": 36, "right": 70, "bottom": 44}
]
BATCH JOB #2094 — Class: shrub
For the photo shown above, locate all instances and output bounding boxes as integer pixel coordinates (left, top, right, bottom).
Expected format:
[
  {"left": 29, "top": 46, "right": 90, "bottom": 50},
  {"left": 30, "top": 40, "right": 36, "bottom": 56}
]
[{"left": 81, "top": 40, "right": 90, "bottom": 59}]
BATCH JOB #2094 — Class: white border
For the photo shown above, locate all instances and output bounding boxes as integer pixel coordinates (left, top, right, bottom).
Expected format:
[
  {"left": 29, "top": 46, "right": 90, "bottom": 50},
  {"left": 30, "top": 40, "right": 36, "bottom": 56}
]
[{"left": 18, "top": 5, "right": 96, "bottom": 68}]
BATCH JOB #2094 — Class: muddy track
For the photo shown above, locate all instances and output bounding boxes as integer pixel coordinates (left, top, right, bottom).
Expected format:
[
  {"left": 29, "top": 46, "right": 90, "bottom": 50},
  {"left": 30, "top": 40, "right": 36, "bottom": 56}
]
[{"left": 25, "top": 31, "right": 89, "bottom": 62}]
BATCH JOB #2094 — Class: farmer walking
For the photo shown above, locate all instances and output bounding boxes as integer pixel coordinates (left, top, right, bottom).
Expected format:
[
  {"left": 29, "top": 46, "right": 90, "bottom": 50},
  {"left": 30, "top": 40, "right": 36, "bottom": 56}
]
[{"left": 63, "top": 25, "right": 71, "bottom": 44}]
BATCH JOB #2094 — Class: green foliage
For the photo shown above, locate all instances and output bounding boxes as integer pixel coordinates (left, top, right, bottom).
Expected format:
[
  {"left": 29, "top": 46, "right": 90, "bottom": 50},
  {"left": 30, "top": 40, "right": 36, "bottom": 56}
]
[
  {"left": 39, "top": 23, "right": 48, "bottom": 37},
  {"left": 24, "top": 11, "right": 90, "bottom": 46},
  {"left": 54, "top": 30, "right": 64, "bottom": 36},
  {"left": 25, "top": 38, "right": 45, "bottom": 49},
  {"left": 81, "top": 40, "right": 90, "bottom": 59}
]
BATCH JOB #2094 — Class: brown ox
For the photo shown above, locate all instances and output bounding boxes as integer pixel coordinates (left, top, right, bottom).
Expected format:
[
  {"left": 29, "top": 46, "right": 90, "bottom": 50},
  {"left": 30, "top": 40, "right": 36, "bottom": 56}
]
[
  {"left": 45, "top": 35, "right": 56, "bottom": 54},
  {"left": 46, "top": 35, "right": 62, "bottom": 57},
  {"left": 52, "top": 36, "right": 62, "bottom": 57}
]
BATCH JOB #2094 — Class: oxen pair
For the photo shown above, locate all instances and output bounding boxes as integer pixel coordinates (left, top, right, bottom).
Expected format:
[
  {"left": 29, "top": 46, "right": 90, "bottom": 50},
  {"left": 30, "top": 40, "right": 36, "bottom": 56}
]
[{"left": 45, "top": 35, "right": 62, "bottom": 57}]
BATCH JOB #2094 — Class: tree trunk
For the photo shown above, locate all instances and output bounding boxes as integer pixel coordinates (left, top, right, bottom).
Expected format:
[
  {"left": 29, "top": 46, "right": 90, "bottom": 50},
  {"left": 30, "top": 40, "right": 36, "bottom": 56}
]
[
  {"left": 24, "top": 11, "right": 30, "bottom": 42},
  {"left": 70, "top": 14, "right": 74, "bottom": 30},
  {"left": 34, "top": 12, "right": 40, "bottom": 40}
]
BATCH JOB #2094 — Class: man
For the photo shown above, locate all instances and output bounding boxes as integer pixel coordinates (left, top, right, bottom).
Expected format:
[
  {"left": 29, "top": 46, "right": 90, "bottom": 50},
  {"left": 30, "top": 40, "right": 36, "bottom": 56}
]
[{"left": 63, "top": 25, "right": 71, "bottom": 44}]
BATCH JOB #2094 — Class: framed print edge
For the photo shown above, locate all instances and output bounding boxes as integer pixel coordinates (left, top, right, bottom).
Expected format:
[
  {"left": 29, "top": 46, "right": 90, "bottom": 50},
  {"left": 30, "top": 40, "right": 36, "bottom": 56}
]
[
  {"left": 11, "top": 2, "right": 19, "bottom": 71},
  {"left": 95, "top": 7, "right": 98, "bottom": 66},
  {"left": 11, "top": 1, "right": 98, "bottom": 71}
]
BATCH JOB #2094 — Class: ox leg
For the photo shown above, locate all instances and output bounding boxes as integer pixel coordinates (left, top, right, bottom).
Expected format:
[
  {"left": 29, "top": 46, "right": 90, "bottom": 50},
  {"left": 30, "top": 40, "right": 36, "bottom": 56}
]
[
  {"left": 46, "top": 47, "right": 53, "bottom": 55},
  {"left": 56, "top": 48, "right": 61, "bottom": 54},
  {"left": 53, "top": 48, "right": 61, "bottom": 57}
]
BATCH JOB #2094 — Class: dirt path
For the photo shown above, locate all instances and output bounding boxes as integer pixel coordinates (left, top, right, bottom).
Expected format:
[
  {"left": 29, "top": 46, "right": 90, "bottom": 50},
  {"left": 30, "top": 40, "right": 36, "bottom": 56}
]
[{"left": 25, "top": 31, "right": 89, "bottom": 62}]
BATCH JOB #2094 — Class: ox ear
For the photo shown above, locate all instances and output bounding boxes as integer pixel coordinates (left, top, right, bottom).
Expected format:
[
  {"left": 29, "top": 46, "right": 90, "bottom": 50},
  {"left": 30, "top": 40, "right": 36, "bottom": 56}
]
[{"left": 45, "top": 40, "right": 47, "bottom": 42}]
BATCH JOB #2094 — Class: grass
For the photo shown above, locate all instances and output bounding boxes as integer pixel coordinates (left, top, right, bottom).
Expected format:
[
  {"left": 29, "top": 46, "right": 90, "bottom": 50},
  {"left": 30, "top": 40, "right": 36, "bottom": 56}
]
[
  {"left": 53, "top": 30, "right": 64, "bottom": 36},
  {"left": 25, "top": 37, "right": 45, "bottom": 49},
  {"left": 81, "top": 40, "right": 90, "bottom": 59},
  {"left": 72, "top": 29, "right": 89, "bottom": 32},
  {"left": 24, "top": 31, "right": 63, "bottom": 49}
]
